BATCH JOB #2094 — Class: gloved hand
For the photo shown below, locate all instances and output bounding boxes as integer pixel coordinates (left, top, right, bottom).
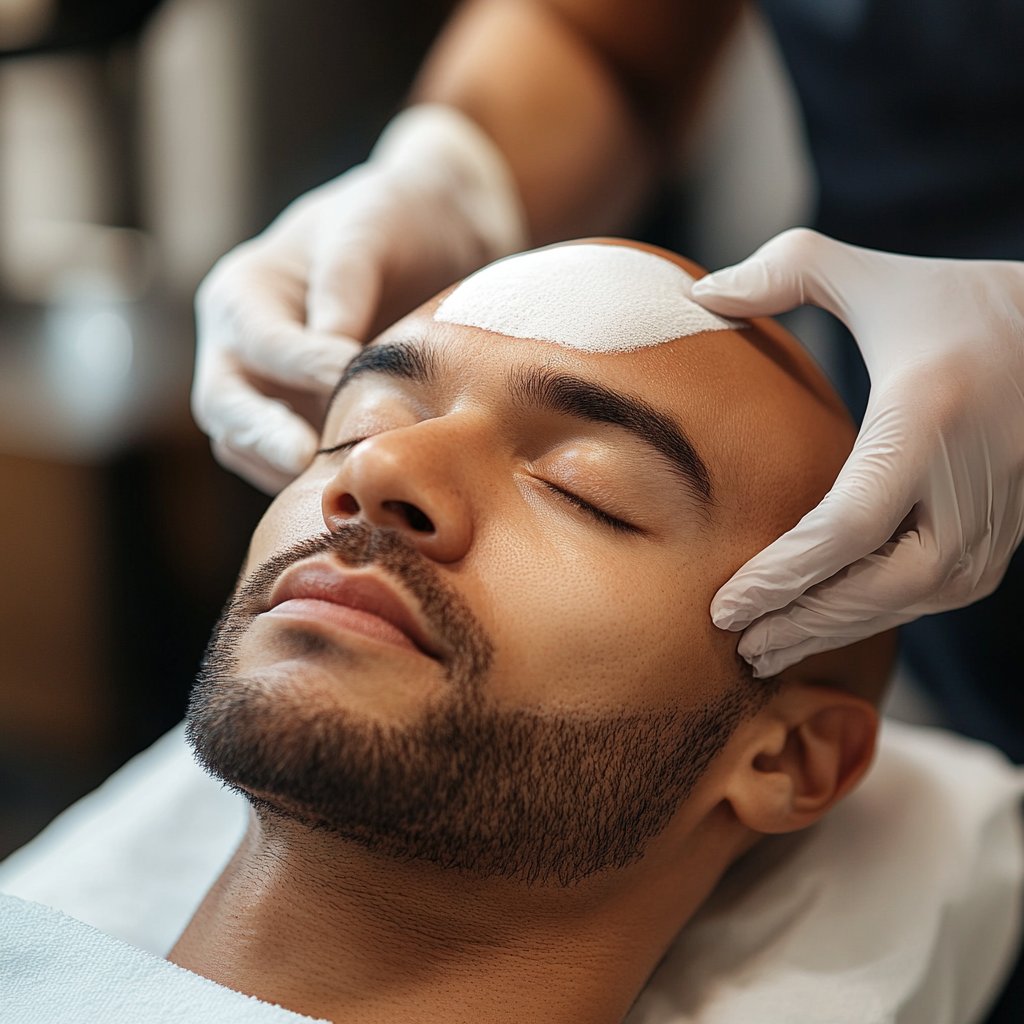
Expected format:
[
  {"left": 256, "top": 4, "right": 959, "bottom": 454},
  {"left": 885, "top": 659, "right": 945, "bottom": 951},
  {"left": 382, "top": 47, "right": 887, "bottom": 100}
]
[
  {"left": 192, "top": 105, "right": 526, "bottom": 492},
  {"left": 691, "top": 228, "right": 1024, "bottom": 677}
]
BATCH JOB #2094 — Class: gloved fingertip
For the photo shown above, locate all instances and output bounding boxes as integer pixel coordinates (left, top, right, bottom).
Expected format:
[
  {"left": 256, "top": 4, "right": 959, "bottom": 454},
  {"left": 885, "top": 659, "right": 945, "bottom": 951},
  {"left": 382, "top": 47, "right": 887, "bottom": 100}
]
[
  {"left": 692, "top": 268, "right": 739, "bottom": 296},
  {"left": 738, "top": 627, "right": 792, "bottom": 677},
  {"left": 731, "top": 633, "right": 773, "bottom": 677},
  {"left": 710, "top": 594, "right": 754, "bottom": 631},
  {"left": 749, "top": 651, "right": 782, "bottom": 679},
  {"left": 691, "top": 264, "right": 775, "bottom": 316},
  {"left": 710, "top": 607, "right": 739, "bottom": 630},
  {"left": 312, "top": 364, "right": 346, "bottom": 391},
  {"left": 212, "top": 440, "right": 294, "bottom": 495},
  {"left": 258, "top": 429, "right": 318, "bottom": 476},
  {"left": 305, "top": 336, "right": 361, "bottom": 391},
  {"left": 737, "top": 624, "right": 771, "bottom": 661}
]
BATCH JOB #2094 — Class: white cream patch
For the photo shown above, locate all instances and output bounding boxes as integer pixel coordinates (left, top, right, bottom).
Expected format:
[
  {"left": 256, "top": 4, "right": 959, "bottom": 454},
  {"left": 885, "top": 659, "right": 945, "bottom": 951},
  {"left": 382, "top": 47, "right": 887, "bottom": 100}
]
[{"left": 434, "top": 243, "right": 741, "bottom": 352}]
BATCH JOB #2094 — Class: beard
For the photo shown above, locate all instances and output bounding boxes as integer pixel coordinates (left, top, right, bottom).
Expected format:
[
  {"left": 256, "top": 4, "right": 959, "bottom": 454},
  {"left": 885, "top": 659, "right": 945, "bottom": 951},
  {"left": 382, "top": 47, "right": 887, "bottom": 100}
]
[{"left": 186, "top": 524, "right": 767, "bottom": 886}]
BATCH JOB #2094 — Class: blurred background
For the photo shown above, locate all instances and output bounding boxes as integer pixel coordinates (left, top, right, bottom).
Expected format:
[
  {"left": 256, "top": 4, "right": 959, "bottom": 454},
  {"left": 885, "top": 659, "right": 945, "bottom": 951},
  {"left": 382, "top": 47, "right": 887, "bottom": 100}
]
[{"left": 0, "top": 0, "right": 822, "bottom": 858}]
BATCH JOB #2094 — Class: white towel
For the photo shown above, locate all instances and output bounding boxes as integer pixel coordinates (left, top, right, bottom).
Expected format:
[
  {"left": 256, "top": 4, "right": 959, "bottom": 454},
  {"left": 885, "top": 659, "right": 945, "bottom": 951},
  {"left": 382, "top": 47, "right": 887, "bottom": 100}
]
[
  {"left": 1, "top": 719, "right": 1022, "bottom": 1024},
  {"left": 0, "top": 892, "right": 326, "bottom": 1023},
  {"left": 0, "top": 723, "right": 246, "bottom": 954}
]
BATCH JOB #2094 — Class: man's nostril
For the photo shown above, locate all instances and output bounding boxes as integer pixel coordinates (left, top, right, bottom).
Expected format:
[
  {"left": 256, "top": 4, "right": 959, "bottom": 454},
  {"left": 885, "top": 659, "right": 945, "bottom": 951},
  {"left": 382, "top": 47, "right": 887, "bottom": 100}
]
[
  {"left": 338, "top": 494, "right": 360, "bottom": 515},
  {"left": 407, "top": 506, "right": 434, "bottom": 532},
  {"left": 384, "top": 500, "right": 435, "bottom": 533}
]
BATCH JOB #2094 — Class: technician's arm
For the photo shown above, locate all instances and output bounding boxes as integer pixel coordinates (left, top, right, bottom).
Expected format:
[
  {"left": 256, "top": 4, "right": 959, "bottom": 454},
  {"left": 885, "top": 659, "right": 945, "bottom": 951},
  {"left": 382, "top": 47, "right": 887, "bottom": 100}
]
[
  {"left": 413, "top": 0, "right": 740, "bottom": 243},
  {"left": 192, "top": 0, "right": 741, "bottom": 491}
]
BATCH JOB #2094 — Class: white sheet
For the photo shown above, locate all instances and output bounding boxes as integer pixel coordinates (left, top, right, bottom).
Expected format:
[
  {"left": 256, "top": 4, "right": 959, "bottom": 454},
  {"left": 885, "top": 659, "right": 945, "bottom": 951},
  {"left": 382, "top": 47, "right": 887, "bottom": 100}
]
[
  {"left": 627, "top": 722, "right": 1024, "bottom": 1024},
  {"left": 1, "top": 719, "right": 1021, "bottom": 1024}
]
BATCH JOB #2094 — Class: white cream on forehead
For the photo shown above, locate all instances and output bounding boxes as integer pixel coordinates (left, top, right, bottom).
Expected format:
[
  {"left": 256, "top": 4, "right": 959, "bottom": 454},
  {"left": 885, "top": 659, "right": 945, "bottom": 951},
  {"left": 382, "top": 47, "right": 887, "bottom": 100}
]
[{"left": 434, "top": 243, "right": 741, "bottom": 352}]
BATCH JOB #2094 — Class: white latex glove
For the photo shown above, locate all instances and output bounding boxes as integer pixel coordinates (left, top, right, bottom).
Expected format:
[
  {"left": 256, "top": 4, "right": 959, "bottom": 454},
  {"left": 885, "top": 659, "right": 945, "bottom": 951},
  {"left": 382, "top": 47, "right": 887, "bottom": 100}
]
[
  {"left": 192, "top": 105, "right": 526, "bottom": 492},
  {"left": 691, "top": 228, "right": 1024, "bottom": 677}
]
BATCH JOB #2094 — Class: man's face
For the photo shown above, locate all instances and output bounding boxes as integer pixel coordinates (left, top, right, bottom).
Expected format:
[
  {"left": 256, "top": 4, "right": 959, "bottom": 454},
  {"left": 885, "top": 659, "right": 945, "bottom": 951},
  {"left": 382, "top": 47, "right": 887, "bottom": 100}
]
[{"left": 187, "top": 245, "right": 849, "bottom": 885}]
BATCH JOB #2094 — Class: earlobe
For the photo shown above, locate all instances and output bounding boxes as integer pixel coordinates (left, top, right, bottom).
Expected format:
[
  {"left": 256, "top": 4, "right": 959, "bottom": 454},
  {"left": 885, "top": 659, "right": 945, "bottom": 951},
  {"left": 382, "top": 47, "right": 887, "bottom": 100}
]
[{"left": 724, "top": 684, "right": 879, "bottom": 836}]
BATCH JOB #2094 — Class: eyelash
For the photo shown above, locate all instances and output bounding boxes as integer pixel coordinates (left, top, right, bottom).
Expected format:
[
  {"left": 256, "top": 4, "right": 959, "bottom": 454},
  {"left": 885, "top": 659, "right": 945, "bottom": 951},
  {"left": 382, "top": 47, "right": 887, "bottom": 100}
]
[
  {"left": 544, "top": 482, "right": 640, "bottom": 535},
  {"left": 316, "top": 437, "right": 366, "bottom": 457},
  {"left": 316, "top": 438, "right": 639, "bottom": 536}
]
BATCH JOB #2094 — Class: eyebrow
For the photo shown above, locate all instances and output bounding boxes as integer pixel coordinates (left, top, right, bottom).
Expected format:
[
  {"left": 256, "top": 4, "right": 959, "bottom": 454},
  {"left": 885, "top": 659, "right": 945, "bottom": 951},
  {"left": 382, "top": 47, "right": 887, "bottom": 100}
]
[
  {"left": 508, "top": 366, "right": 713, "bottom": 504},
  {"left": 329, "top": 341, "right": 714, "bottom": 504},
  {"left": 328, "top": 341, "right": 438, "bottom": 405}
]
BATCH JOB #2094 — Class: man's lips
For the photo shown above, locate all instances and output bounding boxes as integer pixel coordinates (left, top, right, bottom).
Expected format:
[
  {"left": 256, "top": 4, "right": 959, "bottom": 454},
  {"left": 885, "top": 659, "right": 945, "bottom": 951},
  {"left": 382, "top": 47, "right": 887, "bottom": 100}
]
[{"left": 262, "top": 561, "right": 442, "bottom": 661}]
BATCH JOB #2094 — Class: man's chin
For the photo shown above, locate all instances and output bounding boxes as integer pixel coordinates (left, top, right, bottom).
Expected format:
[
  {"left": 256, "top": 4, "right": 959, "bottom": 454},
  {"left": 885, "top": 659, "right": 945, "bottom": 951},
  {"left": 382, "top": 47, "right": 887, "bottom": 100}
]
[
  {"left": 236, "top": 785, "right": 470, "bottom": 874},
  {"left": 227, "top": 642, "right": 449, "bottom": 727},
  {"left": 236, "top": 784, "right": 336, "bottom": 833}
]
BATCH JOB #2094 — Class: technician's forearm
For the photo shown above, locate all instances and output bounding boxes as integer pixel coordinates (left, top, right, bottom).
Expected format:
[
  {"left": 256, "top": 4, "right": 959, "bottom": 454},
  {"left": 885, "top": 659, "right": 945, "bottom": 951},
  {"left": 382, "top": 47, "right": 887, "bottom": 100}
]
[{"left": 413, "top": 0, "right": 735, "bottom": 245}]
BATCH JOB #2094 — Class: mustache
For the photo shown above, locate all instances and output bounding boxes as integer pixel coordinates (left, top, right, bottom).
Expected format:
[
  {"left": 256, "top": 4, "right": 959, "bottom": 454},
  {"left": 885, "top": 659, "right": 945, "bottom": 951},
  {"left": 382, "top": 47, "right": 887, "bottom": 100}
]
[{"left": 229, "top": 523, "right": 493, "bottom": 687}]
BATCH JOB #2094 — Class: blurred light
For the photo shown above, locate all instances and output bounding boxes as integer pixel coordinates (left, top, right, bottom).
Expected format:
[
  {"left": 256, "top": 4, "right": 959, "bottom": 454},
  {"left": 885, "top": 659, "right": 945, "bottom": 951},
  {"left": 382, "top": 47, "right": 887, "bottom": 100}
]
[
  {"left": 42, "top": 289, "right": 139, "bottom": 451},
  {"left": 0, "top": 0, "right": 55, "bottom": 49},
  {"left": 65, "top": 309, "right": 134, "bottom": 385}
]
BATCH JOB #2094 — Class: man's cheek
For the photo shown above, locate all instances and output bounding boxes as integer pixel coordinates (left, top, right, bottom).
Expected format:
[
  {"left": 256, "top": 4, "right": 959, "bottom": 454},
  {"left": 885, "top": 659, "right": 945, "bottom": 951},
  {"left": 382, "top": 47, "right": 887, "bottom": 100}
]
[
  {"left": 245, "top": 477, "right": 325, "bottom": 573},
  {"left": 488, "top": 589, "right": 677, "bottom": 712}
]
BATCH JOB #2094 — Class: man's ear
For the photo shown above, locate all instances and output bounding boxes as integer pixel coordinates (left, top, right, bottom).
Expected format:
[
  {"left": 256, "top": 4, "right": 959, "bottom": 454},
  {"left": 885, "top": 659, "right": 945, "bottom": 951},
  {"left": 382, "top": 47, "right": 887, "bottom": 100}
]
[{"left": 722, "top": 682, "right": 878, "bottom": 835}]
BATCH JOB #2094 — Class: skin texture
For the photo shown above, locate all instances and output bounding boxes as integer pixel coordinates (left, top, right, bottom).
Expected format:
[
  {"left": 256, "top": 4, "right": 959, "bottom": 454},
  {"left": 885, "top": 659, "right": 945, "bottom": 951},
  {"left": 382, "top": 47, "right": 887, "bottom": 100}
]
[{"left": 170, "top": 240, "right": 892, "bottom": 1024}]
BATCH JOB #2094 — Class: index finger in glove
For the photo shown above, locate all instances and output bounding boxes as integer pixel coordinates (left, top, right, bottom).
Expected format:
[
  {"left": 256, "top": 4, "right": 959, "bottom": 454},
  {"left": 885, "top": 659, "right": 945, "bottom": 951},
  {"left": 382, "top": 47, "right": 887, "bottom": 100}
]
[
  {"left": 192, "top": 359, "right": 322, "bottom": 490},
  {"left": 212, "top": 439, "right": 302, "bottom": 496},
  {"left": 711, "top": 415, "right": 919, "bottom": 630},
  {"left": 735, "top": 531, "right": 939, "bottom": 676},
  {"left": 197, "top": 258, "right": 360, "bottom": 393},
  {"left": 740, "top": 610, "right": 902, "bottom": 678},
  {"left": 690, "top": 227, "right": 867, "bottom": 323},
  {"left": 307, "top": 232, "right": 385, "bottom": 340}
]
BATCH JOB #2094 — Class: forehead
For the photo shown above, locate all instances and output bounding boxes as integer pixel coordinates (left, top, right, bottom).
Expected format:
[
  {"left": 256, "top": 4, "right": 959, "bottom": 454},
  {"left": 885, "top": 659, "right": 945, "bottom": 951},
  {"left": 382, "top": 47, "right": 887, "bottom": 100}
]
[
  {"left": 371, "top": 292, "right": 795, "bottom": 442},
  {"left": 366, "top": 307, "right": 738, "bottom": 423}
]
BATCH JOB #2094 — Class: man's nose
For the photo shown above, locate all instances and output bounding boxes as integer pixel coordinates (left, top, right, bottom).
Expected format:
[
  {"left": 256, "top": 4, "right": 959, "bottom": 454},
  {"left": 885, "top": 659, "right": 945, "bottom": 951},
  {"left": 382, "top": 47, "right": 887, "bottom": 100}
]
[{"left": 320, "top": 426, "right": 474, "bottom": 563}]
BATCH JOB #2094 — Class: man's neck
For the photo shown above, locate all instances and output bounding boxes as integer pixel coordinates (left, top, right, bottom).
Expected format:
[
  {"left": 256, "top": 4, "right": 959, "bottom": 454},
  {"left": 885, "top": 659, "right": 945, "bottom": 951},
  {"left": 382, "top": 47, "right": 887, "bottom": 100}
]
[{"left": 168, "top": 810, "right": 734, "bottom": 1024}]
